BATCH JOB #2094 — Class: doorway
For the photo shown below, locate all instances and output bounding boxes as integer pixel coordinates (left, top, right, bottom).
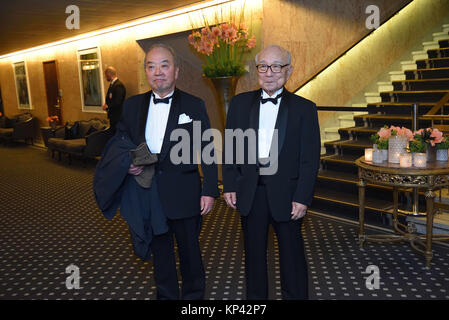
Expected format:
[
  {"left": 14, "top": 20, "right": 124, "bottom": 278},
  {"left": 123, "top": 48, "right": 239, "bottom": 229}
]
[{"left": 43, "top": 61, "right": 62, "bottom": 124}]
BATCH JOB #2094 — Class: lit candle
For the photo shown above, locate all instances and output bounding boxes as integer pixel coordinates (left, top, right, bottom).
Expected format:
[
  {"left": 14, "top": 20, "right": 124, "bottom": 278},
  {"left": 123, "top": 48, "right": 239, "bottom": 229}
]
[
  {"left": 372, "top": 149, "right": 383, "bottom": 163},
  {"left": 414, "top": 153, "right": 426, "bottom": 168},
  {"left": 365, "top": 148, "right": 373, "bottom": 161},
  {"left": 400, "top": 153, "right": 412, "bottom": 167}
]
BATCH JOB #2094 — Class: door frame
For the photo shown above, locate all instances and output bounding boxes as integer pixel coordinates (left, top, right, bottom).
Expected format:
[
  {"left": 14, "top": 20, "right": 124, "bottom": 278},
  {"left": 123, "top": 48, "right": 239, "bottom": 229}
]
[{"left": 42, "top": 59, "right": 63, "bottom": 124}]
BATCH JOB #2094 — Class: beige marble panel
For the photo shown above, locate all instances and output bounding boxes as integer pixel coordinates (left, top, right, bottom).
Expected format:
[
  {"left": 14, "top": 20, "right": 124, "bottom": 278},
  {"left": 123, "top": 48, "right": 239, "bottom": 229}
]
[
  {"left": 262, "top": 0, "right": 411, "bottom": 93},
  {"left": 293, "top": 0, "right": 449, "bottom": 127}
]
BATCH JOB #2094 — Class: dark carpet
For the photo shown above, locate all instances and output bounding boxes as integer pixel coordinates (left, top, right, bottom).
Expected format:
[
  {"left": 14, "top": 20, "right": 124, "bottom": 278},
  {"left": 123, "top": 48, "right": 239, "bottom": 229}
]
[{"left": 0, "top": 144, "right": 448, "bottom": 300}]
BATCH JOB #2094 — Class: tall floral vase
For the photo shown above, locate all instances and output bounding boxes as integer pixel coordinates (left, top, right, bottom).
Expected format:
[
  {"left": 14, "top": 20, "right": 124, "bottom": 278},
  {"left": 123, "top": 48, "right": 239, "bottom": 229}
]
[
  {"left": 426, "top": 145, "right": 437, "bottom": 162},
  {"left": 388, "top": 136, "right": 407, "bottom": 163},
  {"left": 209, "top": 76, "right": 241, "bottom": 129}
]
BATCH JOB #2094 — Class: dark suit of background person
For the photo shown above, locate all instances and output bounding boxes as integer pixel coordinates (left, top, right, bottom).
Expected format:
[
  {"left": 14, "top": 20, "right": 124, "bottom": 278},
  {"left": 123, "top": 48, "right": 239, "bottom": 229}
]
[
  {"left": 122, "top": 44, "right": 218, "bottom": 300},
  {"left": 103, "top": 67, "right": 126, "bottom": 134},
  {"left": 222, "top": 45, "right": 321, "bottom": 300}
]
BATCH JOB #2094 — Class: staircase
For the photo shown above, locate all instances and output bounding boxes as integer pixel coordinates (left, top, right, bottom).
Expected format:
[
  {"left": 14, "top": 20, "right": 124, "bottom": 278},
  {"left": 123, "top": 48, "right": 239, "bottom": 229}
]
[{"left": 312, "top": 25, "right": 449, "bottom": 227}]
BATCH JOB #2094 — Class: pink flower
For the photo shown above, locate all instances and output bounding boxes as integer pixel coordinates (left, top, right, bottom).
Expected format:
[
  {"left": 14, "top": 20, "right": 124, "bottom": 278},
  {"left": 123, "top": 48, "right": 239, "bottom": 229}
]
[
  {"left": 211, "top": 26, "right": 222, "bottom": 38},
  {"left": 377, "top": 127, "right": 391, "bottom": 139},
  {"left": 430, "top": 128, "right": 443, "bottom": 146},
  {"left": 239, "top": 22, "right": 248, "bottom": 34},
  {"left": 201, "top": 27, "right": 210, "bottom": 36},
  {"left": 246, "top": 35, "right": 257, "bottom": 49},
  {"left": 188, "top": 34, "right": 195, "bottom": 45},
  {"left": 414, "top": 128, "right": 424, "bottom": 136},
  {"left": 403, "top": 127, "right": 414, "bottom": 141},
  {"left": 390, "top": 125, "right": 401, "bottom": 136}
]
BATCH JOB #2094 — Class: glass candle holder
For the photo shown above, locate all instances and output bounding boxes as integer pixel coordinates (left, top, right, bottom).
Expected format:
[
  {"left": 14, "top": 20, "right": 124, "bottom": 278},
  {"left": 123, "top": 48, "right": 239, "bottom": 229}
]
[
  {"left": 399, "top": 153, "right": 412, "bottom": 167},
  {"left": 436, "top": 149, "right": 449, "bottom": 161},
  {"left": 372, "top": 149, "right": 384, "bottom": 163},
  {"left": 413, "top": 153, "right": 427, "bottom": 168},
  {"left": 388, "top": 136, "right": 407, "bottom": 163},
  {"left": 365, "top": 148, "right": 373, "bottom": 162}
]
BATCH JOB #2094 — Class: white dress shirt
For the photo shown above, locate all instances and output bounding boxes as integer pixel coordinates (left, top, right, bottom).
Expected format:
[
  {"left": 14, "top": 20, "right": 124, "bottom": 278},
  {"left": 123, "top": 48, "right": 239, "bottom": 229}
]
[
  {"left": 258, "top": 88, "right": 283, "bottom": 158},
  {"left": 145, "top": 90, "right": 174, "bottom": 154}
]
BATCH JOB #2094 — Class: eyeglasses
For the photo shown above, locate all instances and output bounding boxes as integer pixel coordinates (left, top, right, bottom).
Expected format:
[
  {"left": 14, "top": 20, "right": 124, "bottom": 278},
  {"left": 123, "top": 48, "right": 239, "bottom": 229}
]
[{"left": 256, "top": 64, "right": 289, "bottom": 73}]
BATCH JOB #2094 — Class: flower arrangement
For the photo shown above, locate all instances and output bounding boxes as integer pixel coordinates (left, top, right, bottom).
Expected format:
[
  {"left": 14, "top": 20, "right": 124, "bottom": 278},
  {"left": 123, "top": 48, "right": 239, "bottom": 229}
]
[
  {"left": 413, "top": 127, "right": 443, "bottom": 147},
  {"left": 46, "top": 115, "right": 59, "bottom": 123},
  {"left": 188, "top": 9, "right": 257, "bottom": 78},
  {"left": 370, "top": 125, "right": 414, "bottom": 150},
  {"left": 436, "top": 137, "right": 449, "bottom": 150}
]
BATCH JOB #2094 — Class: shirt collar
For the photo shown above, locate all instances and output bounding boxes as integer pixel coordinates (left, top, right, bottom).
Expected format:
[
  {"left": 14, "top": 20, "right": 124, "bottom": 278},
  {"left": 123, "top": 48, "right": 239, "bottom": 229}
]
[
  {"left": 153, "top": 90, "right": 175, "bottom": 100},
  {"left": 261, "top": 87, "right": 284, "bottom": 99}
]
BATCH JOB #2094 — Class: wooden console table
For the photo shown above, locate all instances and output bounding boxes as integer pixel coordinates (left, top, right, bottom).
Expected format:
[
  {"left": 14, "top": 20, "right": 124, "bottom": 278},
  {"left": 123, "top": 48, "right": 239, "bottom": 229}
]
[{"left": 356, "top": 157, "right": 449, "bottom": 268}]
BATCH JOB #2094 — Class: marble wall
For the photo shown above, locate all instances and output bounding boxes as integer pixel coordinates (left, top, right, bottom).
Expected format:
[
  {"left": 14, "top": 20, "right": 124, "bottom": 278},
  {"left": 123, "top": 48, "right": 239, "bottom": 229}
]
[{"left": 262, "top": 0, "right": 411, "bottom": 93}]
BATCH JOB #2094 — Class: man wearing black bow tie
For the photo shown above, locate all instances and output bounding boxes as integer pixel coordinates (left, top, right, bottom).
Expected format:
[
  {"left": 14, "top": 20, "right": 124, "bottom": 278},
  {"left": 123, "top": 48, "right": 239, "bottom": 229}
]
[
  {"left": 223, "top": 45, "right": 321, "bottom": 300},
  {"left": 118, "top": 43, "right": 218, "bottom": 299}
]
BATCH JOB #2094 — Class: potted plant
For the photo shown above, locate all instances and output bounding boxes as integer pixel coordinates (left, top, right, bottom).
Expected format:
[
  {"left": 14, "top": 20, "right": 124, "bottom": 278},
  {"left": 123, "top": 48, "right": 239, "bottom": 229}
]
[
  {"left": 413, "top": 127, "right": 443, "bottom": 162},
  {"left": 388, "top": 125, "right": 413, "bottom": 163},
  {"left": 436, "top": 137, "right": 449, "bottom": 161},
  {"left": 46, "top": 115, "right": 59, "bottom": 129},
  {"left": 188, "top": 7, "right": 257, "bottom": 126},
  {"left": 408, "top": 139, "right": 427, "bottom": 167},
  {"left": 370, "top": 128, "right": 389, "bottom": 161}
]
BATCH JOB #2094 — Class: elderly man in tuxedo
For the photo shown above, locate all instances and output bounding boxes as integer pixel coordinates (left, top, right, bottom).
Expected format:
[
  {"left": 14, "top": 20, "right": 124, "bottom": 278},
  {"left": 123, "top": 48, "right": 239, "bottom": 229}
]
[
  {"left": 222, "top": 45, "right": 321, "bottom": 300},
  {"left": 102, "top": 66, "right": 126, "bottom": 134},
  {"left": 119, "top": 44, "right": 219, "bottom": 299}
]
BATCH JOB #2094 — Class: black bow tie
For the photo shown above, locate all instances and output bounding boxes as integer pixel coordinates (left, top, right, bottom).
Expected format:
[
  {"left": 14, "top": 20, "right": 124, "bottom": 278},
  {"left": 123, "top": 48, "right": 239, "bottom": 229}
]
[
  {"left": 153, "top": 94, "right": 173, "bottom": 104},
  {"left": 260, "top": 93, "right": 282, "bottom": 104}
]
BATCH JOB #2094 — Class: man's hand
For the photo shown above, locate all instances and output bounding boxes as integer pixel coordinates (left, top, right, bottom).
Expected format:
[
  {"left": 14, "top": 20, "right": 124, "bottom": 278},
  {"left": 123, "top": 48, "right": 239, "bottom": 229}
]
[
  {"left": 200, "top": 196, "right": 215, "bottom": 215},
  {"left": 223, "top": 192, "right": 237, "bottom": 209},
  {"left": 128, "top": 164, "right": 144, "bottom": 175},
  {"left": 102, "top": 103, "right": 108, "bottom": 111},
  {"left": 291, "top": 202, "right": 307, "bottom": 220}
]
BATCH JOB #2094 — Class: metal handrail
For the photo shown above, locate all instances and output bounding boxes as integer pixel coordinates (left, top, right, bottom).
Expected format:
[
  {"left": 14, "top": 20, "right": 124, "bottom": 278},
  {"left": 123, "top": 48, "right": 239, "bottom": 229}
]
[{"left": 317, "top": 106, "right": 368, "bottom": 112}]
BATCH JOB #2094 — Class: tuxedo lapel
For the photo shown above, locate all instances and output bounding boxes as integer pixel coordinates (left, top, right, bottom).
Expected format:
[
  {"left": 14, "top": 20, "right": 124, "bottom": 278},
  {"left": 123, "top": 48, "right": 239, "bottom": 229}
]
[
  {"left": 270, "top": 88, "right": 289, "bottom": 158},
  {"left": 249, "top": 89, "right": 261, "bottom": 164},
  {"left": 159, "top": 88, "right": 181, "bottom": 162},
  {"left": 138, "top": 91, "right": 152, "bottom": 144}
]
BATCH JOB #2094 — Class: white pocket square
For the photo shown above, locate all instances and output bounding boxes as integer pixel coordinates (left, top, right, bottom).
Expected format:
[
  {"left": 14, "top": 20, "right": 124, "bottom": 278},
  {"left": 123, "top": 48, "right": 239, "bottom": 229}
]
[{"left": 178, "top": 113, "right": 193, "bottom": 124}]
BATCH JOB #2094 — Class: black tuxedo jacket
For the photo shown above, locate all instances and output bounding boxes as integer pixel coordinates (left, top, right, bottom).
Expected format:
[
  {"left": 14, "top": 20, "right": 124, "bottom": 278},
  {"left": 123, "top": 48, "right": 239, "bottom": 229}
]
[
  {"left": 106, "top": 79, "right": 126, "bottom": 125},
  {"left": 222, "top": 88, "right": 321, "bottom": 222},
  {"left": 117, "top": 88, "right": 219, "bottom": 220}
]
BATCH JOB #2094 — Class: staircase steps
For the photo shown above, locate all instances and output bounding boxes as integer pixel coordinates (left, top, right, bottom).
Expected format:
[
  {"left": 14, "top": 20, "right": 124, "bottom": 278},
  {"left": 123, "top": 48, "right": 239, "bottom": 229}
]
[
  {"left": 427, "top": 47, "right": 449, "bottom": 59},
  {"left": 416, "top": 58, "right": 449, "bottom": 69},
  {"left": 405, "top": 67, "right": 449, "bottom": 80},
  {"left": 311, "top": 23, "right": 449, "bottom": 226},
  {"left": 380, "top": 90, "right": 449, "bottom": 103},
  {"left": 366, "top": 102, "right": 449, "bottom": 115},
  {"left": 392, "top": 78, "right": 449, "bottom": 91}
]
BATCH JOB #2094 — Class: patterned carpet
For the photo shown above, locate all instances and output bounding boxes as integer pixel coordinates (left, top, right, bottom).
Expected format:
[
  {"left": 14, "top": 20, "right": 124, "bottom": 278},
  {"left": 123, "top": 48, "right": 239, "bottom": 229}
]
[{"left": 0, "top": 144, "right": 448, "bottom": 300}]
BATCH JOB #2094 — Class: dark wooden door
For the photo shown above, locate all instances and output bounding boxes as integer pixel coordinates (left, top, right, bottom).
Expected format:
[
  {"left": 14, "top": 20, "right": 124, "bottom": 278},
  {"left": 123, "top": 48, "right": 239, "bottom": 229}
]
[
  {"left": 0, "top": 86, "right": 4, "bottom": 116},
  {"left": 43, "top": 61, "right": 62, "bottom": 124}
]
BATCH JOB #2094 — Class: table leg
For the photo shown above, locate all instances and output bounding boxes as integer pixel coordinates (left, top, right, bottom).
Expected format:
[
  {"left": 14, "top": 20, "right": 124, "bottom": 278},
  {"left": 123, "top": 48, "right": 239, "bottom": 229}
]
[
  {"left": 358, "top": 176, "right": 366, "bottom": 248},
  {"left": 425, "top": 189, "right": 435, "bottom": 269},
  {"left": 393, "top": 187, "right": 399, "bottom": 232}
]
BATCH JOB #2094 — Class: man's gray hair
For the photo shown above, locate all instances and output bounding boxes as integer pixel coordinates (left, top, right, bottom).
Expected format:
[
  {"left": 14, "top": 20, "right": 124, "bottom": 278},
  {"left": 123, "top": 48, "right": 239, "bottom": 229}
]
[
  {"left": 255, "top": 45, "right": 291, "bottom": 65},
  {"left": 145, "top": 43, "right": 179, "bottom": 67}
]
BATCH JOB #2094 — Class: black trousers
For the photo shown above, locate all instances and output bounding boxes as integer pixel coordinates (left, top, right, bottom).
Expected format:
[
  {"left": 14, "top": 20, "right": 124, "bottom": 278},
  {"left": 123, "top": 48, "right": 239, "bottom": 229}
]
[
  {"left": 241, "top": 184, "right": 309, "bottom": 300},
  {"left": 150, "top": 215, "right": 205, "bottom": 300}
]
